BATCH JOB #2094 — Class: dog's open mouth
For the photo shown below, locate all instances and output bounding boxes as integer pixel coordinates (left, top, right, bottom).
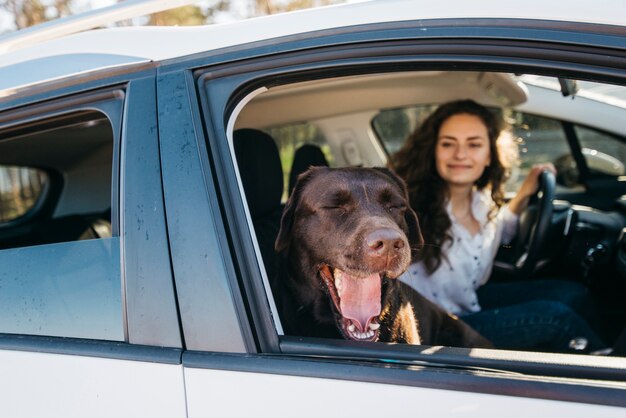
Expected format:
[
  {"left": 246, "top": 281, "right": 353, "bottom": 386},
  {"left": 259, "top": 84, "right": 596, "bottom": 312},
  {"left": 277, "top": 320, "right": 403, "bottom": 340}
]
[{"left": 319, "top": 264, "right": 382, "bottom": 342}]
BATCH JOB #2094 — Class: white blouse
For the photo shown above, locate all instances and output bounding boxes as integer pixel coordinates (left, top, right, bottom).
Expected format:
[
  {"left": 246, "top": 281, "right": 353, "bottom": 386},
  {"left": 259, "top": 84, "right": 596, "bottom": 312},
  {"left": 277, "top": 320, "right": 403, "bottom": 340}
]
[{"left": 400, "top": 190, "right": 518, "bottom": 316}]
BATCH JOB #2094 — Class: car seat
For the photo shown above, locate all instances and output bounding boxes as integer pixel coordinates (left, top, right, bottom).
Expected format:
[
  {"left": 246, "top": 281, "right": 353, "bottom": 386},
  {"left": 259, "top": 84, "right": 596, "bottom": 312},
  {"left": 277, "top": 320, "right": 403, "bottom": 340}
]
[
  {"left": 0, "top": 212, "right": 112, "bottom": 250},
  {"left": 288, "top": 144, "right": 329, "bottom": 195},
  {"left": 233, "top": 128, "right": 284, "bottom": 288}
]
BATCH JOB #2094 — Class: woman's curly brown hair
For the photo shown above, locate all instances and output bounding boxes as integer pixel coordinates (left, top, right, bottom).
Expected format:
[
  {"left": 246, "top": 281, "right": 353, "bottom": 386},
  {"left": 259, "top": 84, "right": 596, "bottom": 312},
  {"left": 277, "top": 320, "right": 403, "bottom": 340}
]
[{"left": 389, "top": 99, "right": 508, "bottom": 274}]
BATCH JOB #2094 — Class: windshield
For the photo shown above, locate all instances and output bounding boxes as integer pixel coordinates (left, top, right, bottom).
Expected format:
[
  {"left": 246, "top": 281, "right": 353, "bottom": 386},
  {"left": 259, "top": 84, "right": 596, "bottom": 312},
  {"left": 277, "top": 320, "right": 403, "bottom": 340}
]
[{"left": 517, "top": 75, "right": 626, "bottom": 108}]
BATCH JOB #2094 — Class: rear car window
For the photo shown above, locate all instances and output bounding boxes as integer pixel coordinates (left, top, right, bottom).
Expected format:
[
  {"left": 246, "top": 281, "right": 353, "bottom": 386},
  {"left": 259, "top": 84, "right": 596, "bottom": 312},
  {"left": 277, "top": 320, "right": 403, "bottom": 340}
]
[
  {"left": 0, "top": 99, "right": 123, "bottom": 341},
  {"left": 372, "top": 105, "right": 437, "bottom": 155}
]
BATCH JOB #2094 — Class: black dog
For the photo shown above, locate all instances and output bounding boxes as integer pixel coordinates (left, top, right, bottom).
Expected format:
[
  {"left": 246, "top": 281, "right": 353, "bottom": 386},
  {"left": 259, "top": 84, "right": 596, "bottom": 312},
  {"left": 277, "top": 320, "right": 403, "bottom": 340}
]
[{"left": 274, "top": 166, "right": 491, "bottom": 347}]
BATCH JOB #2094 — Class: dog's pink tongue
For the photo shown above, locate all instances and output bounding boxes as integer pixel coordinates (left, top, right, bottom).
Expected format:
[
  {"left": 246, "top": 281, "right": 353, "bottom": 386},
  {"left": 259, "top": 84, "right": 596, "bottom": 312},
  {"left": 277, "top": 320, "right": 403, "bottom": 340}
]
[{"left": 339, "top": 273, "right": 381, "bottom": 333}]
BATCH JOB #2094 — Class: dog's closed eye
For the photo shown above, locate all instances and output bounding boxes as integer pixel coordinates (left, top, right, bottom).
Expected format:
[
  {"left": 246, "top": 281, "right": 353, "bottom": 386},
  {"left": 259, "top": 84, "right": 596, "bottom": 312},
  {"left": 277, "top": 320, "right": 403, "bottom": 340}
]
[
  {"left": 321, "top": 206, "right": 348, "bottom": 216},
  {"left": 387, "top": 204, "right": 407, "bottom": 213}
]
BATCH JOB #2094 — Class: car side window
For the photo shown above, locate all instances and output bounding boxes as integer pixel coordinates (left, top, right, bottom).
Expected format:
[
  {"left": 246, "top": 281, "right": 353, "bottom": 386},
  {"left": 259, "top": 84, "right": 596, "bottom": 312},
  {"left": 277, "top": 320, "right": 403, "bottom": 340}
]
[
  {"left": 0, "top": 96, "right": 124, "bottom": 341},
  {"left": 507, "top": 111, "right": 582, "bottom": 192},
  {"left": 372, "top": 105, "right": 437, "bottom": 155},
  {"left": 575, "top": 125, "right": 626, "bottom": 177}
]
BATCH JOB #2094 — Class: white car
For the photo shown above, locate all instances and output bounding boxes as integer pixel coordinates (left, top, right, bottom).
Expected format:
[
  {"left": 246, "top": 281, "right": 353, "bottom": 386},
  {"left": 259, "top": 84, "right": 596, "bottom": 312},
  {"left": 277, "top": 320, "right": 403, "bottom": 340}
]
[{"left": 1, "top": 0, "right": 625, "bottom": 416}]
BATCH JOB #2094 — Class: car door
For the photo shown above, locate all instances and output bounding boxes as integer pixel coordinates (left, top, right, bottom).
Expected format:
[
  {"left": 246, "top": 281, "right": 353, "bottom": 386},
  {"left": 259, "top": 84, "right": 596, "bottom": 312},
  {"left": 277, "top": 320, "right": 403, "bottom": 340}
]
[
  {"left": 158, "top": 64, "right": 626, "bottom": 418},
  {"left": 157, "top": 16, "right": 626, "bottom": 417},
  {"left": 0, "top": 71, "right": 186, "bottom": 417}
]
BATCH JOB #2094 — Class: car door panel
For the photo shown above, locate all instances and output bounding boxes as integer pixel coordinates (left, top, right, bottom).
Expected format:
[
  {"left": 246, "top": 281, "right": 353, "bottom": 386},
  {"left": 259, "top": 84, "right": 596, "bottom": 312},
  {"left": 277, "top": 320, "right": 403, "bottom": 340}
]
[
  {"left": 165, "top": 21, "right": 626, "bottom": 416},
  {"left": 0, "top": 74, "right": 188, "bottom": 417},
  {"left": 0, "top": 338, "right": 186, "bottom": 418},
  {"left": 183, "top": 353, "right": 626, "bottom": 417}
]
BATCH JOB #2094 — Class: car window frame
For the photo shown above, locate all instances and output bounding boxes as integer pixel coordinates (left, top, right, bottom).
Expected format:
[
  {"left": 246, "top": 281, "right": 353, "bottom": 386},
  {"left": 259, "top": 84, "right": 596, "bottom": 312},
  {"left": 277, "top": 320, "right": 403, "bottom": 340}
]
[
  {"left": 0, "top": 90, "right": 124, "bottom": 233},
  {"left": 0, "top": 88, "right": 125, "bottom": 341},
  {"left": 188, "top": 18, "right": 626, "bottom": 404},
  {"left": 156, "top": 67, "right": 254, "bottom": 354}
]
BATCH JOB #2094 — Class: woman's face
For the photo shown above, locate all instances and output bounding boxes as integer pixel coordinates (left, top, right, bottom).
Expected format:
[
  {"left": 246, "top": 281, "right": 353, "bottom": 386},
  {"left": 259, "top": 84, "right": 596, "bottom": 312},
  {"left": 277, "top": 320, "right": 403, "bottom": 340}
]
[{"left": 435, "top": 113, "right": 491, "bottom": 188}]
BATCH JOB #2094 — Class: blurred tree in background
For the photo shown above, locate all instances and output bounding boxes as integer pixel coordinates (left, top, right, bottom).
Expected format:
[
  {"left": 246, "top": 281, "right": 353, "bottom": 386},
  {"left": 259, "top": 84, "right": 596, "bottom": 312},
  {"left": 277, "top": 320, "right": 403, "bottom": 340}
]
[
  {"left": 255, "top": 0, "right": 341, "bottom": 14},
  {"left": 147, "top": 5, "right": 209, "bottom": 26},
  {"left": 0, "top": 0, "right": 348, "bottom": 33},
  {"left": 2, "top": 0, "right": 73, "bottom": 29}
]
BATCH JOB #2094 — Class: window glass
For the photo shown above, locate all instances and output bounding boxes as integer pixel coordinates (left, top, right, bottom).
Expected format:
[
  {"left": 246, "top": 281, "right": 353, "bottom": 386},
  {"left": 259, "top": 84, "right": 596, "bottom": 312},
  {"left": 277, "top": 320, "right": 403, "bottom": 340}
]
[
  {"left": 0, "top": 106, "right": 121, "bottom": 341},
  {"left": 372, "top": 105, "right": 437, "bottom": 155},
  {"left": 507, "top": 111, "right": 580, "bottom": 192},
  {"left": 575, "top": 125, "right": 626, "bottom": 177},
  {"left": 0, "top": 238, "right": 123, "bottom": 340},
  {"left": 0, "top": 166, "right": 48, "bottom": 223},
  {"left": 232, "top": 70, "right": 626, "bottom": 364},
  {"left": 267, "top": 122, "right": 333, "bottom": 200}
]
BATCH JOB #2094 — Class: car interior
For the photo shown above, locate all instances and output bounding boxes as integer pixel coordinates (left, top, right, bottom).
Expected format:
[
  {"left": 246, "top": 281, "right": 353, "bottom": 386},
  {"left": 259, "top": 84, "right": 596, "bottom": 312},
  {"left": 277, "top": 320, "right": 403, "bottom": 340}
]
[
  {"left": 232, "top": 69, "right": 626, "bottom": 353},
  {"left": 0, "top": 111, "right": 113, "bottom": 250}
]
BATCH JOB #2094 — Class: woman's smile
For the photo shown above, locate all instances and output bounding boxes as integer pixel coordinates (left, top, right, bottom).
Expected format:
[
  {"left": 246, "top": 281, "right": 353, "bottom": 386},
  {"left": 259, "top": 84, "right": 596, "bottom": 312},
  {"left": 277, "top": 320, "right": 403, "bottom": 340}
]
[{"left": 436, "top": 113, "right": 491, "bottom": 187}]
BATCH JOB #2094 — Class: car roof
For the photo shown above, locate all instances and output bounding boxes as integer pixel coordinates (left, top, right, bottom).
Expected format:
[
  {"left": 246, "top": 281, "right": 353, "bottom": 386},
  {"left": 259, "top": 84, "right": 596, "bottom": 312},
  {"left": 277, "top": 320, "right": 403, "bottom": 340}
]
[{"left": 1, "top": 0, "right": 625, "bottom": 98}]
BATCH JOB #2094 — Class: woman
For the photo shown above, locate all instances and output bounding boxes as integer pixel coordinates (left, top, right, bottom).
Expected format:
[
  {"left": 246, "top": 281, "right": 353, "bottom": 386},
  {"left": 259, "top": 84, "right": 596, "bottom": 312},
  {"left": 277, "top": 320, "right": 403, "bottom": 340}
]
[{"left": 390, "top": 99, "right": 603, "bottom": 353}]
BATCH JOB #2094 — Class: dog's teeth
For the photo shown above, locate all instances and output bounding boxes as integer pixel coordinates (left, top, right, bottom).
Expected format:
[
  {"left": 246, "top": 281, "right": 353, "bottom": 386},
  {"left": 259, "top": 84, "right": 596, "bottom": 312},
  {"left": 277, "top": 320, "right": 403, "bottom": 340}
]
[
  {"left": 366, "top": 330, "right": 374, "bottom": 338},
  {"left": 334, "top": 272, "right": 342, "bottom": 292},
  {"left": 369, "top": 322, "right": 380, "bottom": 331},
  {"left": 348, "top": 323, "right": 356, "bottom": 332}
]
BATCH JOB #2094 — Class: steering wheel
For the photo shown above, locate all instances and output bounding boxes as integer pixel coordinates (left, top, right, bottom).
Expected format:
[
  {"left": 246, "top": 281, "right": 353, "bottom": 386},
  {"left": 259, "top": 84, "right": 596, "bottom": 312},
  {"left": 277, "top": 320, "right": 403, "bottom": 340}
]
[{"left": 511, "top": 170, "right": 556, "bottom": 279}]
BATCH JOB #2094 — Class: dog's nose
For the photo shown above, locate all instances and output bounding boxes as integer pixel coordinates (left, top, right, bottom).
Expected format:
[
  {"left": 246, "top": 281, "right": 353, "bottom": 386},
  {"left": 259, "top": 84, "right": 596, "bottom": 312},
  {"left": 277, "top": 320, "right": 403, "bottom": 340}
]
[{"left": 366, "top": 228, "right": 405, "bottom": 255}]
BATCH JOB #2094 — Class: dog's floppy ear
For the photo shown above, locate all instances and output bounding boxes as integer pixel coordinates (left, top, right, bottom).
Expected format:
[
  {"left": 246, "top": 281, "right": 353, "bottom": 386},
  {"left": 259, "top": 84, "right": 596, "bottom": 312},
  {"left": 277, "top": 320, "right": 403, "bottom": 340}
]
[
  {"left": 404, "top": 204, "right": 424, "bottom": 257},
  {"left": 372, "top": 167, "right": 424, "bottom": 254},
  {"left": 275, "top": 167, "right": 319, "bottom": 254}
]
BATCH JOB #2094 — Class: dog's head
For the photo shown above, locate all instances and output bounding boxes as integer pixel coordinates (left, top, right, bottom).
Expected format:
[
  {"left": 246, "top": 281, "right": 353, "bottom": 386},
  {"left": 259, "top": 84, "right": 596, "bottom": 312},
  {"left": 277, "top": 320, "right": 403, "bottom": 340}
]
[{"left": 276, "top": 166, "right": 423, "bottom": 342}]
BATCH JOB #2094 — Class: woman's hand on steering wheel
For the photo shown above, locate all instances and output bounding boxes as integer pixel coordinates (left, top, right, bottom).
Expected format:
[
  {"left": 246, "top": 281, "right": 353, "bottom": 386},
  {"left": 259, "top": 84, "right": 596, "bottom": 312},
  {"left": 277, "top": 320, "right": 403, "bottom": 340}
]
[
  {"left": 513, "top": 168, "right": 556, "bottom": 279},
  {"left": 509, "top": 163, "right": 557, "bottom": 216}
]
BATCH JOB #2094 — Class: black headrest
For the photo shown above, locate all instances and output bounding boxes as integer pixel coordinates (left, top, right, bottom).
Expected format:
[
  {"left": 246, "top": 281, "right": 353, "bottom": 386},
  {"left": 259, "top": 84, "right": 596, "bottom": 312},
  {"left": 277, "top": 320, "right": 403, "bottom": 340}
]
[
  {"left": 288, "top": 144, "right": 329, "bottom": 194},
  {"left": 233, "top": 128, "right": 284, "bottom": 220}
]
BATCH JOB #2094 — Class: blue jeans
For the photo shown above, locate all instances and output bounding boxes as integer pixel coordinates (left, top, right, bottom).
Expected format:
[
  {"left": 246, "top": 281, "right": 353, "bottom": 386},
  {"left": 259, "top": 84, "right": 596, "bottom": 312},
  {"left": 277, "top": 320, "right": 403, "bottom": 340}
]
[{"left": 461, "top": 280, "right": 604, "bottom": 353}]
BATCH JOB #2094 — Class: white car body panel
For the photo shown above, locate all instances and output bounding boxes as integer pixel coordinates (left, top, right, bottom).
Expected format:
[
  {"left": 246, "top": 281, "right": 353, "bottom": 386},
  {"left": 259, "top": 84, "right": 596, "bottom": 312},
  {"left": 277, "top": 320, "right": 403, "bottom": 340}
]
[
  {"left": 1, "top": 0, "right": 626, "bottom": 96},
  {"left": 184, "top": 367, "right": 626, "bottom": 417},
  {"left": 0, "top": 349, "right": 187, "bottom": 418}
]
